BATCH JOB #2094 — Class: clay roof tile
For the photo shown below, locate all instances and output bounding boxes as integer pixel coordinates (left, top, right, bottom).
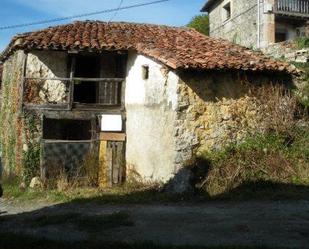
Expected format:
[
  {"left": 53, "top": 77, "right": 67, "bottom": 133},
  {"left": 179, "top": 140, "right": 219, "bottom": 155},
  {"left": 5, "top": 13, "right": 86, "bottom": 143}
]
[{"left": 0, "top": 20, "right": 295, "bottom": 74}]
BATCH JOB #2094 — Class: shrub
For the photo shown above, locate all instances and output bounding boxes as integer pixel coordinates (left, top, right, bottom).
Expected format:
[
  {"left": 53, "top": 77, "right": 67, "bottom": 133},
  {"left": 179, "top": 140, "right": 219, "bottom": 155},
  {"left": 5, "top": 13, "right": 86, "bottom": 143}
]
[
  {"left": 197, "top": 127, "right": 309, "bottom": 196},
  {"left": 83, "top": 151, "right": 99, "bottom": 187},
  {"left": 292, "top": 62, "right": 309, "bottom": 108},
  {"left": 251, "top": 84, "right": 298, "bottom": 135},
  {"left": 296, "top": 36, "right": 309, "bottom": 49}
]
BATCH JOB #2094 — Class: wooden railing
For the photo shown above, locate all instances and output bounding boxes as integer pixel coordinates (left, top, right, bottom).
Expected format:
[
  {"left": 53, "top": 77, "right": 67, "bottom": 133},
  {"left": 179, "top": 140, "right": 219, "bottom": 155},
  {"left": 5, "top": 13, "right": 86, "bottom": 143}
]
[
  {"left": 23, "top": 77, "right": 124, "bottom": 110},
  {"left": 274, "top": 0, "right": 309, "bottom": 16}
]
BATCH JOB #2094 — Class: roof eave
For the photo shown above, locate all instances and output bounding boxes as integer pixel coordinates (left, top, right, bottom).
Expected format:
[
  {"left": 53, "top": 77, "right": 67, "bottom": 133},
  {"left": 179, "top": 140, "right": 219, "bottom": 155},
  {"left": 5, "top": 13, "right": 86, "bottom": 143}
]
[
  {"left": 200, "top": 0, "right": 215, "bottom": 12},
  {"left": 201, "top": 0, "right": 224, "bottom": 12},
  {"left": 201, "top": 3, "right": 208, "bottom": 12}
]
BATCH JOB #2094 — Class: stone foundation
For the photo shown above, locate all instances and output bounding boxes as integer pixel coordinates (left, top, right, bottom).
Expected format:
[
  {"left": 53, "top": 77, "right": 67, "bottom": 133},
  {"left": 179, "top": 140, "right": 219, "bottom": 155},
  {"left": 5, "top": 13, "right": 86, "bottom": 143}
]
[{"left": 263, "top": 42, "right": 309, "bottom": 63}]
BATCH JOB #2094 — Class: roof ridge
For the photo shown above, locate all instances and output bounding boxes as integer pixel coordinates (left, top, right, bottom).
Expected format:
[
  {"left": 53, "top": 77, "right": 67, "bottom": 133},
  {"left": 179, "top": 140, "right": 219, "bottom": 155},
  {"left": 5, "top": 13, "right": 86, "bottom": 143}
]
[{"left": 0, "top": 20, "right": 295, "bottom": 74}]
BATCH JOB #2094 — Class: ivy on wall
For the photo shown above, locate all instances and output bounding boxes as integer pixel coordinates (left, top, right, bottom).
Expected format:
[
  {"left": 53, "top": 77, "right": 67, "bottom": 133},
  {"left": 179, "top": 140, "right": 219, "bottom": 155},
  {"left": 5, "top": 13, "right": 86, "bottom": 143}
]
[
  {"left": 22, "top": 111, "right": 41, "bottom": 183},
  {"left": 1, "top": 51, "right": 41, "bottom": 182}
]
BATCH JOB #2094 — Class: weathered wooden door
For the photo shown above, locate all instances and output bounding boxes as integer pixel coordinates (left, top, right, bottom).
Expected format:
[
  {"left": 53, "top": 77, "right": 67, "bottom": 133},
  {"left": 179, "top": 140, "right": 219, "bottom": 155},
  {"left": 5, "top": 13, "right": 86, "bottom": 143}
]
[
  {"left": 107, "top": 141, "right": 125, "bottom": 185},
  {"left": 99, "top": 133, "right": 126, "bottom": 187}
]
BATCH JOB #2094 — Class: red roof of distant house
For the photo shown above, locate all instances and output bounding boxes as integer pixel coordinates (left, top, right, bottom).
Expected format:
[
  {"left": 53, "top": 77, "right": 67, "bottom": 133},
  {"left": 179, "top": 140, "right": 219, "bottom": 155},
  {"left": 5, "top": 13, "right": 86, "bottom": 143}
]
[{"left": 0, "top": 21, "right": 294, "bottom": 73}]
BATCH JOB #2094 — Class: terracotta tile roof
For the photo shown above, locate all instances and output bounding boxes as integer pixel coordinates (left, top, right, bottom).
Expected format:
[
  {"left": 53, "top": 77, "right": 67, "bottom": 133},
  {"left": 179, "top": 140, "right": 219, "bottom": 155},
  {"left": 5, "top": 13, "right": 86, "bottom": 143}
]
[{"left": 0, "top": 21, "right": 295, "bottom": 73}]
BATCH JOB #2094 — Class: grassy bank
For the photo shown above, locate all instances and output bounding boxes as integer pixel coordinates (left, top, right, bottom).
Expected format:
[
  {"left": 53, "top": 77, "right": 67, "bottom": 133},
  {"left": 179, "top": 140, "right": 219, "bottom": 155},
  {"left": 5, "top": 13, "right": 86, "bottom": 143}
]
[{"left": 197, "top": 126, "right": 309, "bottom": 198}]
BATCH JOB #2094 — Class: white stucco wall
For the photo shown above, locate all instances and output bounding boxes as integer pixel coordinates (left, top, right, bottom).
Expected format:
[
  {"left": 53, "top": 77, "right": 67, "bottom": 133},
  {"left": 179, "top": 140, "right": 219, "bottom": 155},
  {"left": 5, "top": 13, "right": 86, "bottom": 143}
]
[{"left": 125, "top": 52, "right": 179, "bottom": 183}]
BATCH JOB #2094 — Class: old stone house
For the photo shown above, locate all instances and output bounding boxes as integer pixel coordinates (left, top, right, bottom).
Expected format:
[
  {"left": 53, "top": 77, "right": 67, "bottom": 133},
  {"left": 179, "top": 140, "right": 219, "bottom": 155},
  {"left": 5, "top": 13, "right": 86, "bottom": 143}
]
[
  {"left": 202, "top": 0, "right": 309, "bottom": 49},
  {"left": 0, "top": 21, "right": 295, "bottom": 187}
]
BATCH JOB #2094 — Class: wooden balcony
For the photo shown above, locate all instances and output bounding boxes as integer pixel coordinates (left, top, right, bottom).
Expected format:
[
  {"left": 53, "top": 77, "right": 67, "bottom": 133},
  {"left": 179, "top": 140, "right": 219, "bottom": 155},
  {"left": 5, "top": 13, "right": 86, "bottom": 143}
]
[
  {"left": 23, "top": 77, "right": 125, "bottom": 111},
  {"left": 274, "top": 0, "right": 309, "bottom": 18}
]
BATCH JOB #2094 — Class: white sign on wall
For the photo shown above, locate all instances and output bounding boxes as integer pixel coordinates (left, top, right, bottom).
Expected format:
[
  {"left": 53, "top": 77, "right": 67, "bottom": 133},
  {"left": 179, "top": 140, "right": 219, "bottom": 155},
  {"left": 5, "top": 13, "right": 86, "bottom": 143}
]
[{"left": 100, "top": 115, "right": 122, "bottom": 132}]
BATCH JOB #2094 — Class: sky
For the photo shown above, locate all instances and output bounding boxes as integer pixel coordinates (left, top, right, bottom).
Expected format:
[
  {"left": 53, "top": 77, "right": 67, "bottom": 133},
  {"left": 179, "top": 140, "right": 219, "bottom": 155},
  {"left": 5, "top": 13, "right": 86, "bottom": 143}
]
[{"left": 0, "top": 0, "right": 206, "bottom": 51}]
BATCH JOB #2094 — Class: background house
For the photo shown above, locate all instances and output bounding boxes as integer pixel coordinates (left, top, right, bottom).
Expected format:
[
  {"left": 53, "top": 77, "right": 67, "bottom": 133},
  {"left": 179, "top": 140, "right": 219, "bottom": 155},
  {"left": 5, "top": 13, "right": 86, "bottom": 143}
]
[
  {"left": 202, "top": 0, "right": 309, "bottom": 49},
  {"left": 0, "top": 21, "right": 294, "bottom": 188}
]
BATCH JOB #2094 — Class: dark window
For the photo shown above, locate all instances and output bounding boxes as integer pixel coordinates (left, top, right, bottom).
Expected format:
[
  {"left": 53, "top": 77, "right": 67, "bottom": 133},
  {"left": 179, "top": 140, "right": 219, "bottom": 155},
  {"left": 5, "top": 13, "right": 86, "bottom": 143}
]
[
  {"left": 72, "top": 53, "right": 125, "bottom": 106},
  {"left": 223, "top": 2, "right": 231, "bottom": 21},
  {"left": 275, "top": 32, "right": 287, "bottom": 43},
  {"left": 142, "top": 65, "right": 149, "bottom": 80},
  {"left": 43, "top": 118, "right": 92, "bottom": 140},
  {"left": 73, "top": 56, "right": 100, "bottom": 104}
]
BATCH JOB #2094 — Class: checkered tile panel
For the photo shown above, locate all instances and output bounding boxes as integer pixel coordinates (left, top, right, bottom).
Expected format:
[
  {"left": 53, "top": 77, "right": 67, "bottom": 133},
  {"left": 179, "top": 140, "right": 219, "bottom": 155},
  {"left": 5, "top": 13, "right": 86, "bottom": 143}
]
[{"left": 43, "top": 142, "right": 91, "bottom": 172}]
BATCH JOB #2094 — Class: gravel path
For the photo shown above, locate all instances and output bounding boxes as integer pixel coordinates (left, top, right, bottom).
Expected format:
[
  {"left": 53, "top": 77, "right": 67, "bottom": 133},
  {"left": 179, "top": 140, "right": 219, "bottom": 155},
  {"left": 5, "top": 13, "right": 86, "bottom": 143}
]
[{"left": 1, "top": 198, "right": 309, "bottom": 248}]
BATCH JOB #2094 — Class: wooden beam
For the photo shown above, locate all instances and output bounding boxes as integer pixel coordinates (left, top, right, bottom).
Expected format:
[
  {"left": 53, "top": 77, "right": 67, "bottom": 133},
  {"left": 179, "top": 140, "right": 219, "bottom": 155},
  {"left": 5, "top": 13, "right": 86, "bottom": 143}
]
[
  {"left": 69, "top": 57, "right": 76, "bottom": 111},
  {"left": 24, "top": 77, "right": 125, "bottom": 82},
  {"left": 24, "top": 103, "right": 69, "bottom": 110},
  {"left": 107, "top": 141, "right": 113, "bottom": 187},
  {"left": 100, "top": 132, "right": 126, "bottom": 141},
  {"left": 19, "top": 53, "right": 28, "bottom": 116},
  {"left": 43, "top": 139, "right": 93, "bottom": 143}
]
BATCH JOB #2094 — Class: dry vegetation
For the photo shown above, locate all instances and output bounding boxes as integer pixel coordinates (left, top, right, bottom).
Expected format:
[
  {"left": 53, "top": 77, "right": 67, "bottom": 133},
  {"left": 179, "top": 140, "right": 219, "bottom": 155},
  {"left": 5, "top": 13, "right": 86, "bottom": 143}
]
[{"left": 195, "top": 84, "right": 309, "bottom": 197}]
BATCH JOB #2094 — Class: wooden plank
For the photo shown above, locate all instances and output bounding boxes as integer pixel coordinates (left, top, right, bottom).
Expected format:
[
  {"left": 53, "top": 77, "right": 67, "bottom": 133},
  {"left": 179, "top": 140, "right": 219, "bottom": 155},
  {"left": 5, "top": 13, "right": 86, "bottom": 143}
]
[
  {"left": 19, "top": 53, "right": 28, "bottom": 116},
  {"left": 117, "top": 142, "right": 124, "bottom": 184},
  {"left": 43, "top": 139, "right": 93, "bottom": 144},
  {"left": 98, "top": 141, "right": 108, "bottom": 188},
  {"left": 40, "top": 140, "right": 46, "bottom": 182},
  {"left": 24, "top": 104, "right": 70, "bottom": 110},
  {"left": 69, "top": 57, "right": 76, "bottom": 111},
  {"left": 74, "top": 77, "right": 124, "bottom": 82},
  {"left": 106, "top": 141, "right": 113, "bottom": 187},
  {"left": 24, "top": 77, "right": 125, "bottom": 82},
  {"left": 73, "top": 103, "right": 121, "bottom": 108},
  {"left": 114, "top": 81, "right": 119, "bottom": 105},
  {"left": 100, "top": 132, "right": 126, "bottom": 141},
  {"left": 112, "top": 142, "right": 119, "bottom": 184}
]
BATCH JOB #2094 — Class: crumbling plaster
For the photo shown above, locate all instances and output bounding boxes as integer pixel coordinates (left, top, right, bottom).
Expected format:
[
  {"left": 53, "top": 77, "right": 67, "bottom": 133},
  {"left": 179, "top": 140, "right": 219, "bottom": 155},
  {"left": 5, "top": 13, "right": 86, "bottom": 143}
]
[
  {"left": 125, "top": 52, "right": 179, "bottom": 183},
  {"left": 26, "top": 51, "right": 68, "bottom": 104}
]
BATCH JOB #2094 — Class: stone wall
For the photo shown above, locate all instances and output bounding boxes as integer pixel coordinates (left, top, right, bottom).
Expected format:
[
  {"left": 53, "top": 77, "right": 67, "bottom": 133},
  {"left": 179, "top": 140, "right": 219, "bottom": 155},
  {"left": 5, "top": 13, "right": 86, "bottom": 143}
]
[
  {"left": 0, "top": 50, "right": 26, "bottom": 175},
  {"left": 25, "top": 51, "right": 69, "bottom": 104},
  {"left": 125, "top": 52, "right": 178, "bottom": 183},
  {"left": 262, "top": 41, "right": 309, "bottom": 63},
  {"left": 209, "top": 0, "right": 259, "bottom": 48},
  {"left": 173, "top": 71, "right": 293, "bottom": 168}
]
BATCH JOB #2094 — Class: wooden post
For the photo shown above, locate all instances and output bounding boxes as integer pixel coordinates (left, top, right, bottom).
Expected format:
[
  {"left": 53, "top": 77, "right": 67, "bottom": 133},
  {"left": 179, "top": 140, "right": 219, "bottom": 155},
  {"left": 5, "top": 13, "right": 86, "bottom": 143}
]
[
  {"left": 19, "top": 53, "right": 28, "bottom": 116},
  {"left": 40, "top": 139, "right": 46, "bottom": 182},
  {"left": 107, "top": 141, "right": 113, "bottom": 187},
  {"left": 116, "top": 142, "right": 124, "bottom": 184},
  {"left": 68, "top": 57, "right": 76, "bottom": 110}
]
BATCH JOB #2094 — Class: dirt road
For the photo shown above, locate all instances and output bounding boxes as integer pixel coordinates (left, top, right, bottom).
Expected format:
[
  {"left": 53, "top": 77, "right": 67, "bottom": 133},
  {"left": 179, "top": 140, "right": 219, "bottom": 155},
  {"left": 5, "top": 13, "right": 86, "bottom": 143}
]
[{"left": 1, "top": 199, "right": 309, "bottom": 248}]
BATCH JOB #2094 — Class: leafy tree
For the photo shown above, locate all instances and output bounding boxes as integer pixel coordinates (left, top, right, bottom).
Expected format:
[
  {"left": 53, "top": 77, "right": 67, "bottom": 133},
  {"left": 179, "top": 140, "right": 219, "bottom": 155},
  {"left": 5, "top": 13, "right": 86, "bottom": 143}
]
[{"left": 187, "top": 14, "right": 209, "bottom": 36}]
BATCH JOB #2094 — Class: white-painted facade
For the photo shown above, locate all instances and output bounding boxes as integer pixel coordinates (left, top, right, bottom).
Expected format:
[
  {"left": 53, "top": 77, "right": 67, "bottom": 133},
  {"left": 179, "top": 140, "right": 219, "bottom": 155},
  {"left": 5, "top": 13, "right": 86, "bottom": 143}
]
[{"left": 125, "top": 52, "right": 179, "bottom": 183}]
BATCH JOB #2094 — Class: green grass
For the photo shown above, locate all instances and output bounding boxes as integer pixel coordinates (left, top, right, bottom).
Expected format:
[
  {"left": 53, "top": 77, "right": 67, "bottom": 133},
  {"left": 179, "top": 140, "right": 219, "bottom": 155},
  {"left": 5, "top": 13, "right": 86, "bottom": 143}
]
[
  {"left": 2, "top": 127, "right": 309, "bottom": 205},
  {"left": 0, "top": 232, "right": 284, "bottom": 249},
  {"left": 295, "top": 37, "right": 309, "bottom": 49},
  {"left": 1, "top": 178, "right": 187, "bottom": 205},
  {"left": 2, "top": 178, "right": 69, "bottom": 202}
]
